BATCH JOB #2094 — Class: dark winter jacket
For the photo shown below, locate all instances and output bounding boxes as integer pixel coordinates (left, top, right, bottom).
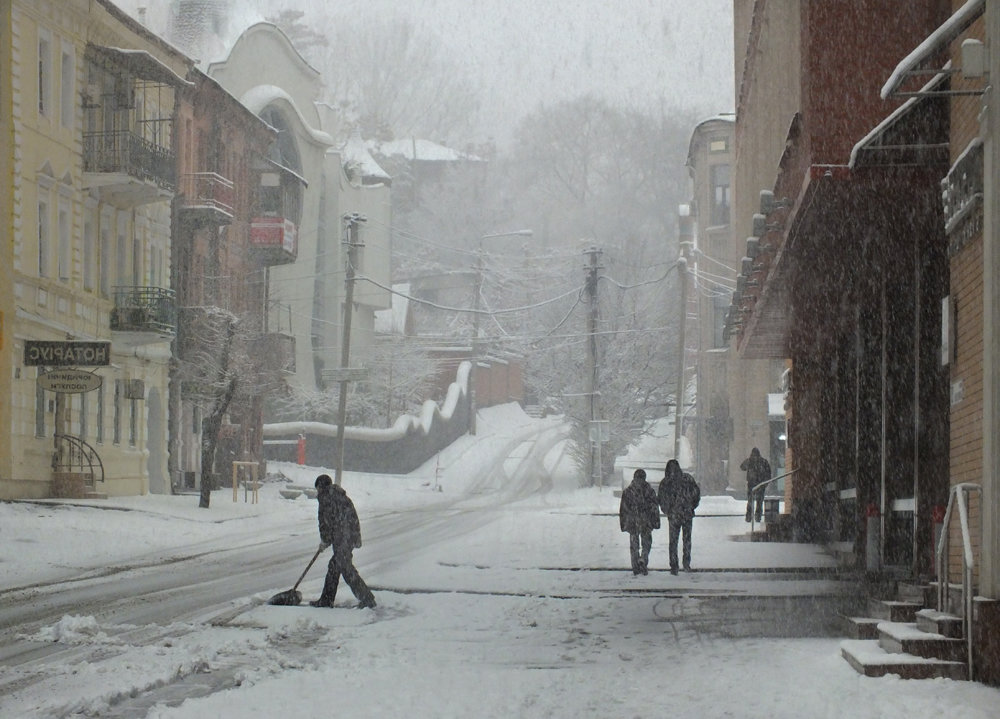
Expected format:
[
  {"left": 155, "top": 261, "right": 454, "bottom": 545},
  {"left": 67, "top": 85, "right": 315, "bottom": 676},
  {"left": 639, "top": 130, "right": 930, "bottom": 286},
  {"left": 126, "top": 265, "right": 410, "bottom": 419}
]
[
  {"left": 619, "top": 477, "right": 660, "bottom": 533},
  {"left": 317, "top": 484, "right": 363, "bottom": 551},
  {"left": 740, "top": 448, "right": 771, "bottom": 493},
  {"left": 659, "top": 470, "right": 701, "bottom": 524}
]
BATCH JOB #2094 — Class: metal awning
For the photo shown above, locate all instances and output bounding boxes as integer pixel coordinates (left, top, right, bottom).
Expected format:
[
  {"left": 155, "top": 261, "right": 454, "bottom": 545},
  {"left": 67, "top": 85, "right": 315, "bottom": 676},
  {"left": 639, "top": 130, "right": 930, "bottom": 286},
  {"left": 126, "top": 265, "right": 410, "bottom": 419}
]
[
  {"left": 87, "top": 45, "right": 193, "bottom": 87},
  {"left": 880, "top": 0, "right": 984, "bottom": 98},
  {"left": 253, "top": 156, "right": 308, "bottom": 187},
  {"left": 850, "top": 67, "right": 950, "bottom": 169}
]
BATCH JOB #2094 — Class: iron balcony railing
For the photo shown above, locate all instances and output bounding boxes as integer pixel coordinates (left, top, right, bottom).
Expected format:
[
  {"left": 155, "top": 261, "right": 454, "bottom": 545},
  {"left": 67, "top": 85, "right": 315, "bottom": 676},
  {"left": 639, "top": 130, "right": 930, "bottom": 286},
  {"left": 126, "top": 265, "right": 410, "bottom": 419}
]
[
  {"left": 179, "top": 172, "right": 235, "bottom": 218},
  {"left": 83, "top": 131, "right": 176, "bottom": 190},
  {"left": 110, "top": 286, "right": 176, "bottom": 335}
]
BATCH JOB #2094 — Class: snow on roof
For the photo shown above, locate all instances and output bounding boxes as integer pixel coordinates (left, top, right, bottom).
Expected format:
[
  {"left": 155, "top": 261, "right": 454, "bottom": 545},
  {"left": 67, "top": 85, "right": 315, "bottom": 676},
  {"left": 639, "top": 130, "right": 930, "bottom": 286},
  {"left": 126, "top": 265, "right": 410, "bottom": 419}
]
[
  {"left": 369, "top": 137, "right": 481, "bottom": 163},
  {"left": 340, "top": 130, "right": 391, "bottom": 182},
  {"left": 239, "top": 85, "right": 334, "bottom": 147},
  {"left": 880, "top": 0, "right": 984, "bottom": 99}
]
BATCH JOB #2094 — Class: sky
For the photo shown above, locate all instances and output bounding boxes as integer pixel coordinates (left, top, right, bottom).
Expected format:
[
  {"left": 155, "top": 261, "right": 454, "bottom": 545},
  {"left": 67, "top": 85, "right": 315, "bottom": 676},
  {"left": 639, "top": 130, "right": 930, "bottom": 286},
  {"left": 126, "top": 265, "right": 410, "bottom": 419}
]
[
  {"left": 3, "top": 404, "right": 1000, "bottom": 717},
  {"left": 115, "top": 0, "right": 735, "bottom": 143}
]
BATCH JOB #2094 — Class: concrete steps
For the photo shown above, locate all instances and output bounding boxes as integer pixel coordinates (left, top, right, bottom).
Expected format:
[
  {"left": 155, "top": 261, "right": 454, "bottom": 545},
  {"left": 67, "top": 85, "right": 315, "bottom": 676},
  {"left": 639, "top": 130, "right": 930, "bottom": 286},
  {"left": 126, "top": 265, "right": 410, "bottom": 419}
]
[
  {"left": 840, "top": 584, "right": 969, "bottom": 681},
  {"left": 840, "top": 639, "right": 967, "bottom": 680}
]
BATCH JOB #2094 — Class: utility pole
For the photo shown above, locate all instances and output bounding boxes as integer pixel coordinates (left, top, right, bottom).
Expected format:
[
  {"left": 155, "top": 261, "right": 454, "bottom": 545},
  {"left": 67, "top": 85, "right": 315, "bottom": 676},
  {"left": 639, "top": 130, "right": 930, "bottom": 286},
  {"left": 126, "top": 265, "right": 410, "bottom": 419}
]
[
  {"left": 674, "top": 216, "right": 693, "bottom": 462},
  {"left": 584, "top": 246, "right": 603, "bottom": 487},
  {"left": 333, "top": 213, "right": 366, "bottom": 487}
]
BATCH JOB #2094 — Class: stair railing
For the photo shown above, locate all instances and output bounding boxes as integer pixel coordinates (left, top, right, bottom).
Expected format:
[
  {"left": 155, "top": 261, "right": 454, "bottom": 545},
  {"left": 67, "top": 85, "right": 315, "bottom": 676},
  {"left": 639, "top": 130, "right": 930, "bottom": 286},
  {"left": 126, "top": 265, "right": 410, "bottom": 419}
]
[
  {"left": 936, "top": 482, "right": 981, "bottom": 681},
  {"left": 748, "top": 468, "right": 798, "bottom": 536},
  {"left": 53, "top": 434, "right": 106, "bottom": 490}
]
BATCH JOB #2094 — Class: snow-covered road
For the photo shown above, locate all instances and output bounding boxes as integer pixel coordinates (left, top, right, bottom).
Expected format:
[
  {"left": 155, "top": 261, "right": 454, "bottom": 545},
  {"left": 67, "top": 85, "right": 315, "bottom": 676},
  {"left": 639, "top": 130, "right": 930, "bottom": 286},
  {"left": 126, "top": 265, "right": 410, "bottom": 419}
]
[{"left": 2, "top": 405, "right": 999, "bottom": 718}]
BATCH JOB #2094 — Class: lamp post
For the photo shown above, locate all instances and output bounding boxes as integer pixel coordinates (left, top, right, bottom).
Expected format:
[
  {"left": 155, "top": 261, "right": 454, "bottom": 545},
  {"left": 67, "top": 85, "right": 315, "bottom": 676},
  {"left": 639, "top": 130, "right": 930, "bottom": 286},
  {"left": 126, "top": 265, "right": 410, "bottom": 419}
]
[{"left": 469, "top": 229, "right": 533, "bottom": 434}]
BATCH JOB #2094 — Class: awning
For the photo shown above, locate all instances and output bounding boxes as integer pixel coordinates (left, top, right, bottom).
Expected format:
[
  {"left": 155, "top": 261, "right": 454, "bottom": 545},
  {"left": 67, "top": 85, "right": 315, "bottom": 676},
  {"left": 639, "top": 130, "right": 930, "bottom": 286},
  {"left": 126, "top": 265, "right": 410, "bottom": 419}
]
[
  {"left": 850, "top": 66, "right": 950, "bottom": 169},
  {"left": 880, "top": 0, "right": 984, "bottom": 99},
  {"left": 87, "top": 44, "right": 193, "bottom": 87},
  {"left": 253, "top": 156, "right": 308, "bottom": 188}
]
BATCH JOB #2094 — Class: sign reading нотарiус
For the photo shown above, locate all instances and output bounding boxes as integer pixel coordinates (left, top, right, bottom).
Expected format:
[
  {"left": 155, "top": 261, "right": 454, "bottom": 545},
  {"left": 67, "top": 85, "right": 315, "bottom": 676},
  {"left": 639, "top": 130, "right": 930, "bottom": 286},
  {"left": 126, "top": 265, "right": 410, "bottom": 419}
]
[{"left": 23, "top": 340, "right": 111, "bottom": 367}]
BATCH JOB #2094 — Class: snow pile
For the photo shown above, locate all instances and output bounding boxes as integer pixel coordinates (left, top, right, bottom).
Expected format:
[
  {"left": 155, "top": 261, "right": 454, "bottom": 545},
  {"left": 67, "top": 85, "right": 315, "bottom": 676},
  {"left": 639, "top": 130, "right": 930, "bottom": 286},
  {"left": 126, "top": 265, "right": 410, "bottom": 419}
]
[{"left": 29, "top": 615, "right": 113, "bottom": 645}]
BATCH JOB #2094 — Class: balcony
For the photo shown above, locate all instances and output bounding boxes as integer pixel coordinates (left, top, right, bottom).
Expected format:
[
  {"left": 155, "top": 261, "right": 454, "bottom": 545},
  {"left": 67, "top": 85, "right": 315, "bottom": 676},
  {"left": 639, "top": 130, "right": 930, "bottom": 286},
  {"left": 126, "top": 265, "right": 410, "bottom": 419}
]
[
  {"left": 83, "top": 131, "right": 176, "bottom": 207},
  {"left": 250, "top": 216, "right": 298, "bottom": 266},
  {"left": 110, "top": 286, "right": 176, "bottom": 345},
  {"left": 178, "top": 172, "right": 235, "bottom": 226}
]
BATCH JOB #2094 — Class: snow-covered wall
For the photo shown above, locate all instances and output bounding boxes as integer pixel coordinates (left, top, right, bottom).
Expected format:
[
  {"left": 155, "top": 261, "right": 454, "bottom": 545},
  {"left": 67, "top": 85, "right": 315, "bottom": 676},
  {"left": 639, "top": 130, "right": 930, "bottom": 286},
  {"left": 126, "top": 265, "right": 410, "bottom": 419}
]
[{"left": 262, "top": 362, "right": 472, "bottom": 474}]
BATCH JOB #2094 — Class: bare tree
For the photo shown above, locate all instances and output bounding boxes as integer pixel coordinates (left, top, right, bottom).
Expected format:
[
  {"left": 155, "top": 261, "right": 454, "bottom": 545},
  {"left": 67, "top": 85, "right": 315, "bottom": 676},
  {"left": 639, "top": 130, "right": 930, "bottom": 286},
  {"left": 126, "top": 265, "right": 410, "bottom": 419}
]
[
  {"left": 314, "top": 16, "right": 480, "bottom": 143},
  {"left": 265, "top": 336, "right": 438, "bottom": 430},
  {"left": 176, "top": 307, "right": 244, "bottom": 509}
]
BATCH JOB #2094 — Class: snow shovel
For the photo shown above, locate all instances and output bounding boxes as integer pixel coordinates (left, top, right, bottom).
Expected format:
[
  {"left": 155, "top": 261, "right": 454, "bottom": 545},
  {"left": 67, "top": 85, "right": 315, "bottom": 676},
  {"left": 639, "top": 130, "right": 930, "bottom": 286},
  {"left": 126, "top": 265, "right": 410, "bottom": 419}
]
[{"left": 268, "top": 545, "right": 324, "bottom": 606}]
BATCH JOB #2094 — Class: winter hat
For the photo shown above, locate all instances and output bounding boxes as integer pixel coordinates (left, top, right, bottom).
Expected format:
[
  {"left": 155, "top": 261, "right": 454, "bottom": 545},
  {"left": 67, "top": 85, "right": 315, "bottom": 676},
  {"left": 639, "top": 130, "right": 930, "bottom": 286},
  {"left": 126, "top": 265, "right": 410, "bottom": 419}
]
[
  {"left": 634, "top": 469, "right": 646, "bottom": 481},
  {"left": 315, "top": 474, "right": 333, "bottom": 490}
]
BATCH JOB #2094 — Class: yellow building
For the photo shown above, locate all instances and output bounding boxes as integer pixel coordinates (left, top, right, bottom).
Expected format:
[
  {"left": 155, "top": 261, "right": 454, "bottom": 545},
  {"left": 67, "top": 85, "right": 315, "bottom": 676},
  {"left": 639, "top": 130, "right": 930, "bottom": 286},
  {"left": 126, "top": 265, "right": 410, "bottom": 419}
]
[{"left": 0, "top": 0, "right": 192, "bottom": 498}]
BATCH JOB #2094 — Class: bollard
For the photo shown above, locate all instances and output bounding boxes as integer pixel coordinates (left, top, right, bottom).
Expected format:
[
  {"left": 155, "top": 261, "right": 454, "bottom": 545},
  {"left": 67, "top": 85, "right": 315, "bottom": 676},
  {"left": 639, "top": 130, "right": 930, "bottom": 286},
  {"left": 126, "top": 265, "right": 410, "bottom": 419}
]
[
  {"left": 931, "top": 504, "right": 946, "bottom": 574},
  {"left": 865, "top": 503, "right": 882, "bottom": 572},
  {"left": 297, "top": 433, "right": 306, "bottom": 465}
]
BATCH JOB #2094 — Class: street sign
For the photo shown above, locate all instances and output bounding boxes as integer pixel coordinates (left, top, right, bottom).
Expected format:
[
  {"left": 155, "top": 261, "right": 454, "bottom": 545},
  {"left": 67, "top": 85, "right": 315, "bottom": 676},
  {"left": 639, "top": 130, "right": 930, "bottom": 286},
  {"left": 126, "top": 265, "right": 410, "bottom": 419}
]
[
  {"left": 38, "top": 369, "right": 103, "bottom": 393},
  {"left": 321, "top": 367, "right": 369, "bottom": 382},
  {"left": 24, "top": 340, "right": 111, "bottom": 367}
]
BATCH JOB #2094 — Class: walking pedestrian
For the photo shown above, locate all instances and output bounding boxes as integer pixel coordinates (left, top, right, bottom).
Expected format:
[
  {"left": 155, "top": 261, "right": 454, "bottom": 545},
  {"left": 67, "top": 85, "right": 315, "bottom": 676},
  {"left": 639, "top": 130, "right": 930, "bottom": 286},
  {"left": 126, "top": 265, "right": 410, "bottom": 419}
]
[
  {"left": 619, "top": 469, "right": 660, "bottom": 575},
  {"left": 740, "top": 447, "right": 772, "bottom": 523},
  {"left": 311, "top": 474, "right": 377, "bottom": 609},
  {"left": 658, "top": 459, "right": 701, "bottom": 575}
]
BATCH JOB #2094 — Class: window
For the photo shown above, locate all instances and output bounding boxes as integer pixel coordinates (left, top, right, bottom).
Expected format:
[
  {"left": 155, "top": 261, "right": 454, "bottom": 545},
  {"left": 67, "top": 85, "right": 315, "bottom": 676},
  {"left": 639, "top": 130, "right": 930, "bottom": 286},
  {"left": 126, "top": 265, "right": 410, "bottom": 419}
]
[
  {"left": 83, "top": 216, "right": 95, "bottom": 290},
  {"left": 132, "top": 230, "right": 142, "bottom": 285},
  {"left": 35, "top": 371, "right": 46, "bottom": 437},
  {"left": 96, "top": 380, "right": 104, "bottom": 444},
  {"left": 129, "top": 395, "right": 137, "bottom": 446},
  {"left": 709, "top": 137, "right": 728, "bottom": 153},
  {"left": 709, "top": 164, "right": 731, "bottom": 227},
  {"left": 57, "top": 202, "right": 70, "bottom": 281},
  {"left": 38, "top": 33, "right": 52, "bottom": 117},
  {"left": 60, "top": 47, "right": 74, "bottom": 128},
  {"left": 80, "top": 389, "right": 88, "bottom": 440},
  {"left": 116, "top": 230, "right": 127, "bottom": 288},
  {"left": 113, "top": 379, "right": 122, "bottom": 444},
  {"left": 99, "top": 226, "right": 110, "bottom": 296},
  {"left": 38, "top": 198, "right": 50, "bottom": 277}
]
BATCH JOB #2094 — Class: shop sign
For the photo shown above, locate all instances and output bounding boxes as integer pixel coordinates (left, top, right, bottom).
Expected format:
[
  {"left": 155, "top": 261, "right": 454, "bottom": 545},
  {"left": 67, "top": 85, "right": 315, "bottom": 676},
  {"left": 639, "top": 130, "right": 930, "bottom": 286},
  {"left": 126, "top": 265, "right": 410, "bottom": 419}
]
[
  {"left": 38, "top": 369, "right": 103, "bottom": 393},
  {"left": 24, "top": 340, "right": 111, "bottom": 366}
]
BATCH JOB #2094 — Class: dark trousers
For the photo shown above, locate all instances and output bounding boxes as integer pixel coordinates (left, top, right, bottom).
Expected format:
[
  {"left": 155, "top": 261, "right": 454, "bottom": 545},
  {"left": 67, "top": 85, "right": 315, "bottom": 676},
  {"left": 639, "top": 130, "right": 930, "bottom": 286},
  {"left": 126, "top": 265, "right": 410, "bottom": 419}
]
[
  {"left": 746, "top": 486, "right": 765, "bottom": 522},
  {"left": 668, "top": 519, "right": 693, "bottom": 570},
  {"left": 319, "top": 547, "right": 374, "bottom": 605},
  {"left": 628, "top": 530, "right": 652, "bottom": 572}
]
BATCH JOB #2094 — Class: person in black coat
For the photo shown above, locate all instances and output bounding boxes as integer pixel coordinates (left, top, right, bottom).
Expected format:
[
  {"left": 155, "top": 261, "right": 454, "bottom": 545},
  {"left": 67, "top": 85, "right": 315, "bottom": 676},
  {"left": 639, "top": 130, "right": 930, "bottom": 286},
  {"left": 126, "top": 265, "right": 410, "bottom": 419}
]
[
  {"left": 312, "top": 474, "right": 376, "bottom": 609},
  {"left": 619, "top": 469, "right": 660, "bottom": 575},
  {"left": 740, "top": 447, "right": 772, "bottom": 523},
  {"left": 658, "top": 459, "right": 701, "bottom": 575}
]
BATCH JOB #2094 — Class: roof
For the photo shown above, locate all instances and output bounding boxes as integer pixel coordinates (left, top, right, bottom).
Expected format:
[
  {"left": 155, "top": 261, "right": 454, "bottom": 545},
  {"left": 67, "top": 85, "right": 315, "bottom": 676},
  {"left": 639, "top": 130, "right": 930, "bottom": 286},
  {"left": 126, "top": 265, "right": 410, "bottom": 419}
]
[
  {"left": 341, "top": 131, "right": 392, "bottom": 182},
  {"left": 88, "top": 45, "right": 193, "bottom": 87},
  {"left": 370, "top": 138, "right": 482, "bottom": 163}
]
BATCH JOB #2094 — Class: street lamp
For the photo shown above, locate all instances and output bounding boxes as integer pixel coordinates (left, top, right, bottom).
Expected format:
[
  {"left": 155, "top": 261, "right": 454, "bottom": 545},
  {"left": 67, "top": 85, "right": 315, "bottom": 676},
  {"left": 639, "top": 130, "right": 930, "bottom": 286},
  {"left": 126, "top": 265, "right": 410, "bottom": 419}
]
[{"left": 469, "top": 229, "right": 533, "bottom": 434}]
